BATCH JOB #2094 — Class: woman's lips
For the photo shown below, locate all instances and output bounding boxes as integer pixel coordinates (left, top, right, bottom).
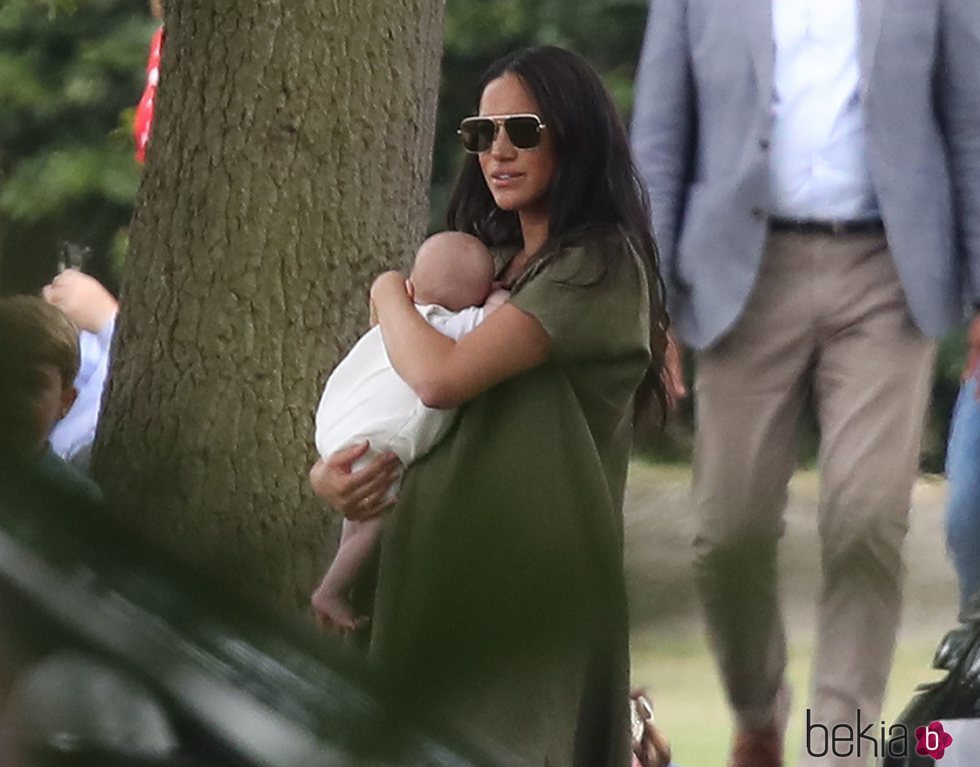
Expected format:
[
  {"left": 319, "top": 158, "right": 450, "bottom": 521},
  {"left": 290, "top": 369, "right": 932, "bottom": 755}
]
[{"left": 489, "top": 171, "right": 525, "bottom": 187}]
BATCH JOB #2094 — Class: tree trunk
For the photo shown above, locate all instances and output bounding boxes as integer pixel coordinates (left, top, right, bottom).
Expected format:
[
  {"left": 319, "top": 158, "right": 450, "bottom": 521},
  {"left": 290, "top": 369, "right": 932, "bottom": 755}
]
[{"left": 93, "top": 0, "right": 444, "bottom": 610}]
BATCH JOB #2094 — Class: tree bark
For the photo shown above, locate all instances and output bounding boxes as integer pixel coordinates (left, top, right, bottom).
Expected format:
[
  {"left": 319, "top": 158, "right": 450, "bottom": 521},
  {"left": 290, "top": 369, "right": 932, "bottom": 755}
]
[{"left": 93, "top": 0, "right": 444, "bottom": 610}]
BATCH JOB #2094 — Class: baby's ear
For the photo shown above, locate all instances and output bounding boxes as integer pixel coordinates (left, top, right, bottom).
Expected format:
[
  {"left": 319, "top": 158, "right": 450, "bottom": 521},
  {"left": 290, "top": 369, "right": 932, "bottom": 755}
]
[{"left": 405, "top": 279, "right": 415, "bottom": 300}]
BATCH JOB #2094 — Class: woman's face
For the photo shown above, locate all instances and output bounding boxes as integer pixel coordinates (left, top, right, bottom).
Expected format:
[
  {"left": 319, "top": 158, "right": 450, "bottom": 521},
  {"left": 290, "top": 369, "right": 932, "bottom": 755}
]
[{"left": 477, "top": 73, "right": 558, "bottom": 219}]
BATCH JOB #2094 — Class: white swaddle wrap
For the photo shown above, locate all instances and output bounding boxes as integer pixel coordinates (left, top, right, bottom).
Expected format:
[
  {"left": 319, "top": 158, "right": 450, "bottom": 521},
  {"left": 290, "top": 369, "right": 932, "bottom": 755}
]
[{"left": 314, "top": 303, "right": 486, "bottom": 496}]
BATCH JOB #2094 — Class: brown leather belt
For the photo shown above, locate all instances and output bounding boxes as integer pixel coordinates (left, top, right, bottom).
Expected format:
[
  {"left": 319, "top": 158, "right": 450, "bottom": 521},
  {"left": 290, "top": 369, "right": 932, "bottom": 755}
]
[{"left": 769, "top": 217, "right": 884, "bottom": 236}]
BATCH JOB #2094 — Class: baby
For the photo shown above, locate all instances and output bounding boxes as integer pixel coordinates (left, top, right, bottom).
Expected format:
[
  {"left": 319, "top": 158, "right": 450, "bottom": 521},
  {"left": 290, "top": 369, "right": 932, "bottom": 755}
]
[{"left": 311, "top": 231, "right": 507, "bottom": 631}]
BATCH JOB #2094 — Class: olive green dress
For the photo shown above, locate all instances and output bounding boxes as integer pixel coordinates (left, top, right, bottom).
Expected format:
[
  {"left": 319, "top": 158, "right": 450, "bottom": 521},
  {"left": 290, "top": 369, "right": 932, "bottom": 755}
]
[{"left": 370, "top": 233, "right": 652, "bottom": 766}]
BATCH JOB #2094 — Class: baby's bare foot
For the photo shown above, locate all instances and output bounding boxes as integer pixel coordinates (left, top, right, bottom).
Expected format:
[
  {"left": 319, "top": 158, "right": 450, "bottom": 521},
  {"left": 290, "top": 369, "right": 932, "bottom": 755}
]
[{"left": 310, "top": 587, "right": 364, "bottom": 633}]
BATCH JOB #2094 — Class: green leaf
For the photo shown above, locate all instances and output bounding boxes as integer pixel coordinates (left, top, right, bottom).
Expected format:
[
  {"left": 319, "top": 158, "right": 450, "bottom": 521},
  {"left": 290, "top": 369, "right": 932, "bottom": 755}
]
[{"left": 0, "top": 145, "right": 139, "bottom": 221}]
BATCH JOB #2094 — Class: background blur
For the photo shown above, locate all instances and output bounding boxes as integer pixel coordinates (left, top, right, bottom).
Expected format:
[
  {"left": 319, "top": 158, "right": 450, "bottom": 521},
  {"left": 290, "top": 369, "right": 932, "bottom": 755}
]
[
  {"left": 0, "top": 2, "right": 968, "bottom": 765},
  {"left": 0, "top": 0, "right": 966, "bottom": 468}
]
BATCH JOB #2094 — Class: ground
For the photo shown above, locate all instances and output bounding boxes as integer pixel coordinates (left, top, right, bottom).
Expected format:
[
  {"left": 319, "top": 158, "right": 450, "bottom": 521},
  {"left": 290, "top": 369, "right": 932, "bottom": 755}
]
[{"left": 625, "top": 463, "right": 957, "bottom": 767}]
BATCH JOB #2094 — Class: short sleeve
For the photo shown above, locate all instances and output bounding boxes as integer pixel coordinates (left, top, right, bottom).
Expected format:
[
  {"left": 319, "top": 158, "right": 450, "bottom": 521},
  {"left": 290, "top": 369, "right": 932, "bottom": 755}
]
[{"left": 508, "top": 238, "right": 652, "bottom": 365}]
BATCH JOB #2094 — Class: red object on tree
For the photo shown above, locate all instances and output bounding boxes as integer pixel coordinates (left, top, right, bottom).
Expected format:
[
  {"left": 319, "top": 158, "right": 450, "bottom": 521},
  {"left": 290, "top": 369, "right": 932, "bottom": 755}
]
[{"left": 134, "top": 26, "right": 164, "bottom": 164}]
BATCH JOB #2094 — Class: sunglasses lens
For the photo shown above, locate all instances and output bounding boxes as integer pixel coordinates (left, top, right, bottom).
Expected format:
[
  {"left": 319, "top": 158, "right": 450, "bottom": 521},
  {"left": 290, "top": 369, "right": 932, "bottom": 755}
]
[
  {"left": 504, "top": 116, "right": 542, "bottom": 149},
  {"left": 459, "top": 115, "right": 544, "bottom": 153},
  {"left": 459, "top": 118, "right": 495, "bottom": 153}
]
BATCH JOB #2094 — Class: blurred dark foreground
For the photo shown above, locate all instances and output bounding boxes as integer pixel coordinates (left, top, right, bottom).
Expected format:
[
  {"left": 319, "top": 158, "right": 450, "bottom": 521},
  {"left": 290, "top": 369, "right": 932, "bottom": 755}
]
[
  {"left": 0, "top": 463, "right": 510, "bottom": 767},
  {"left": 883, "top": 596, "right": 980, "bottom": 767}
]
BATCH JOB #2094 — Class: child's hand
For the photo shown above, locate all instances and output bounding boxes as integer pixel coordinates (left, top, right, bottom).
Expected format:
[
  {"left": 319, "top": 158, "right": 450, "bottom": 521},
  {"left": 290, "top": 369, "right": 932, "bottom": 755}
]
[
  {"left": 43, "top": 269, "right": 118, "bottom": 334},
  {"left": 630, "top": 691, "right": 671, "bottom": 767}
]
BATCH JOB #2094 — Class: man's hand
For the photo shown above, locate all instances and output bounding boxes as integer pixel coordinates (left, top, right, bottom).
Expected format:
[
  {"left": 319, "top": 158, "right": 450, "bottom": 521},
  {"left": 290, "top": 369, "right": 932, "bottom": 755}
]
[
  {"left": 663, "top": 329, "right": 688, "bottom": 410},
  {"left": 42, "top": 269, "right": 118, "bottom": 333}
]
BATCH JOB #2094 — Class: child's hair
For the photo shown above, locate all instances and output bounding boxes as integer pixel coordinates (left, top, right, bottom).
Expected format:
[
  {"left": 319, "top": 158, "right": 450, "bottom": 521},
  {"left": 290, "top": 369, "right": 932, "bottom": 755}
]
[
  {"left": 410, "top": 232, "right": 494, "bottom": 311},
  {"left": 0, "top": 295, "right": 80, "bottom": 386}
]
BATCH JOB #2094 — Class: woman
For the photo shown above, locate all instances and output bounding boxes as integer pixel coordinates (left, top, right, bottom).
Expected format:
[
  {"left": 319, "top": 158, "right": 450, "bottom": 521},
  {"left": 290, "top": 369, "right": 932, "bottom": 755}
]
[{"left": 311, "top": 46, "right": 668, "bottom": 765}]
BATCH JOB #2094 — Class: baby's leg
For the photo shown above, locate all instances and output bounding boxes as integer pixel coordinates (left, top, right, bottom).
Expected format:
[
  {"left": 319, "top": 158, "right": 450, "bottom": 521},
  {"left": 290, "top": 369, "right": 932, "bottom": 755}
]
[{"left": 311, "top": 516, "right": 385, "bottom": 632}]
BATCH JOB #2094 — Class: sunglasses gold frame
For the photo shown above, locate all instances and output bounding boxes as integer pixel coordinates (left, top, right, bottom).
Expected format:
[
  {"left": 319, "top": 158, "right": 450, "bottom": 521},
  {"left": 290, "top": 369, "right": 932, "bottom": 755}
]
[{"left": 457, "top": 113, "right": 547, "bottom": 154}]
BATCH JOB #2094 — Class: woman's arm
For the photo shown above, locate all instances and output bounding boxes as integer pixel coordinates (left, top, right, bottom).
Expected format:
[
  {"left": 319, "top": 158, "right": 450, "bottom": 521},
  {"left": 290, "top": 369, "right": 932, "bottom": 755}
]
[{"left": 370, "top": 271, "right": 550, "bottom": 409}]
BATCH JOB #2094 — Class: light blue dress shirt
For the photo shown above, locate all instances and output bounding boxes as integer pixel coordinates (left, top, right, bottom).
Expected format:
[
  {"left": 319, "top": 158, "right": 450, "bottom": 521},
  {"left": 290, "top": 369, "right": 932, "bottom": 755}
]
[
  {"left": 49, "top": 313, "right": 116, "bottom": 470},
  {"left": 769, "top": 0, "right": 880, "bottom": 221}
]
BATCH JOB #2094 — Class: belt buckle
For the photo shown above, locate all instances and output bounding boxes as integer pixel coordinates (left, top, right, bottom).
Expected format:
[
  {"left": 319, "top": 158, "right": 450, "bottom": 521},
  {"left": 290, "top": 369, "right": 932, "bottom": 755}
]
[{"left": 829, "top": 220, "right": 847, "bottom": 236}]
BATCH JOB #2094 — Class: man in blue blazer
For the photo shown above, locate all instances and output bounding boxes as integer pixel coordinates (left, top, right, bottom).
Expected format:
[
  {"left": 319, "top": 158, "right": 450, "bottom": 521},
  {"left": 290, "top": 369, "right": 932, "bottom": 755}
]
[{"left": 632, "top": 1, "right": 980, "bottom": 765}]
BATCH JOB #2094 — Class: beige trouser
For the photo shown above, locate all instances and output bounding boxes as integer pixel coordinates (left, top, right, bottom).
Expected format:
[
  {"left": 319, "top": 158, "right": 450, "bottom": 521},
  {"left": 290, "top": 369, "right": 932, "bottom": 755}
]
[{"left": 693, "top": 231, "right": 936, "bottom": 767}]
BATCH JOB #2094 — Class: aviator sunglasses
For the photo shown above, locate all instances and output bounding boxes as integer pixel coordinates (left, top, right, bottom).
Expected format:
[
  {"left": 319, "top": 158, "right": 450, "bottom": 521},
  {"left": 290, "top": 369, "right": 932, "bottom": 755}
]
[{"left": 457, "top": 113, "right": 547, "bottom": 154}]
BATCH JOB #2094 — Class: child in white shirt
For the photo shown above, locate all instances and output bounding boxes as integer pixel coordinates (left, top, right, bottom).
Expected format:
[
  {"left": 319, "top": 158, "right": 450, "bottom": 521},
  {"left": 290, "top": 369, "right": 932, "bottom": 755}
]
[{"left": 311, "top": 231, "right": 507, "bottom": 631}]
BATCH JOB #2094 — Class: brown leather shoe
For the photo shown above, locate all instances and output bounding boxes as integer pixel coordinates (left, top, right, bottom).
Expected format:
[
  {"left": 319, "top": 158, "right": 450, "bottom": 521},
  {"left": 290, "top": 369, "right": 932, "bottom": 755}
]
[{"left": 728, "top": 725, "right": 782, "bottom": 767}]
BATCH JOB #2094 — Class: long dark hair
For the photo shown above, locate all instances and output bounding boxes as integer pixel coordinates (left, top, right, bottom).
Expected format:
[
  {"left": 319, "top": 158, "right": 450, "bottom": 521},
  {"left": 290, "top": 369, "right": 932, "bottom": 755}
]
[{"left": 446, "top": 45, "right": 669, "bottom": 418}]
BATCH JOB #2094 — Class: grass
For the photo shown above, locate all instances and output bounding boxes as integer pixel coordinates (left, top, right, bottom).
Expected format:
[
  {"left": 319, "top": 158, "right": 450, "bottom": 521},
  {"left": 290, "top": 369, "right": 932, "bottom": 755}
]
[
  {"left": 623, "top": 463, "right": 957, "bottom": 766},
  {"left": 630, "top": 630, "right": 945, "bottom": 766}
]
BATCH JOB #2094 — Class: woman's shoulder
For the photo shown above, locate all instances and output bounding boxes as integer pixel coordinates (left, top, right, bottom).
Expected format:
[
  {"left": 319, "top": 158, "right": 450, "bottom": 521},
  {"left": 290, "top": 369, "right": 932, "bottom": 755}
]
[
  {"left": 534, "top": 228, "right": 645, "bottom": 288},
  {"left": 507, "top": 228, "right": 651, "bottom": 364}
]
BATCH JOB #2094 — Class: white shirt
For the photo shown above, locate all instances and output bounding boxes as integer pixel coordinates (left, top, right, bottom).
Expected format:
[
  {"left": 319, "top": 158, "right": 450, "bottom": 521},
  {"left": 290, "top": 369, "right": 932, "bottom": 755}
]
[
  {"left": 769, "top": 0, "right": 880, "bottom": 220},
  {"left": 314, "top": 304, "right": 485, "bottom": 475},
  {"left": 49, "top": 313, "right": 116, "bottom": 469}
]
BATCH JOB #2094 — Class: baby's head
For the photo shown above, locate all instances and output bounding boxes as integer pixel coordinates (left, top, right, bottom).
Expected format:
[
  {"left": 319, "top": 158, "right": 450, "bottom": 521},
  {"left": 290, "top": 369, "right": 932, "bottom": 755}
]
[{"left": 409, "top": 232, "right": 494, "bottom": 311}]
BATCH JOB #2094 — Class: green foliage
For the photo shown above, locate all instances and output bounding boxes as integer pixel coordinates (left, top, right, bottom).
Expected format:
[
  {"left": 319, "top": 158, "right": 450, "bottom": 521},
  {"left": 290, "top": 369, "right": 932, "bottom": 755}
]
[
  {"left": 924, "top": 330, "right": 969, "bottom": 471},
  {"left": 0, "top": 0, "right": 967, "bottom": 466},
  {"left": 0, "top": 0, "right": 154, "bottom": 293},
  {"left": 0, "top": 0, "right": 78, "bottom": 18},
  {"left": 1, "top": 144, "right": 138, "bottom": 220}
]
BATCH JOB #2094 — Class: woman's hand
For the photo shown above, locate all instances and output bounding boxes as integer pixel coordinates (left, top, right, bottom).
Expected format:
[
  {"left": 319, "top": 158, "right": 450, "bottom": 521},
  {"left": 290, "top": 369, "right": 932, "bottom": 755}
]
[
  {"left": 370, "top": 271, "right": 411, "bottom": 305},
  {"left": 309, "top": 442, "right": 401, "bottom": 520},
  {"left": 369, "top": 271, "right": 411, "bottom": 328}
]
